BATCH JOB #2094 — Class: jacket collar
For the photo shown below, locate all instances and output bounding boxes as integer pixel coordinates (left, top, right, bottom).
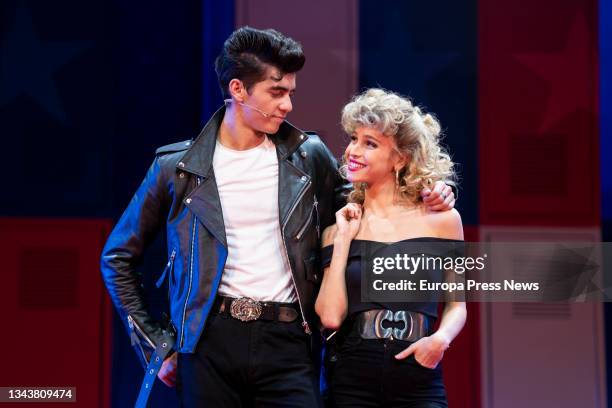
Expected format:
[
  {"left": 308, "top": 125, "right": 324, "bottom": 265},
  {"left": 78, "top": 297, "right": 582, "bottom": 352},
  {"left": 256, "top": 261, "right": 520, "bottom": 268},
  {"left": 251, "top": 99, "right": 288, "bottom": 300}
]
[{"left": 178, "top": 105, "right": 309, "bottom": 178}]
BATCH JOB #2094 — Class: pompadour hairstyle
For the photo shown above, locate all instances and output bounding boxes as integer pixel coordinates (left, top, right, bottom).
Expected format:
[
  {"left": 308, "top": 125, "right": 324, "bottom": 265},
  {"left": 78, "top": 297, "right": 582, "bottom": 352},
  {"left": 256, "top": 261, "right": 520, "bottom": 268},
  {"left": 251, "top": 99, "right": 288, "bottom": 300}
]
[{"left": 215, "top": 27, "right": 305, "bottom": 98}]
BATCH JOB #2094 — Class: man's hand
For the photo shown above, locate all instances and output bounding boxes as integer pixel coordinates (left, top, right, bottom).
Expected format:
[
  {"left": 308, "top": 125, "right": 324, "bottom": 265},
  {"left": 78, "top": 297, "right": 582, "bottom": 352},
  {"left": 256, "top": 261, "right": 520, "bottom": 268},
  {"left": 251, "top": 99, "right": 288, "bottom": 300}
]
[
  {"left": 157, "top": 352, "right": 177, "bottom": 387},
  {"left": 421, "top": 181, "right": 455, "bottom": 211},
  {"left": 394, "top": 332, "right": 450, "bottom": 369}
]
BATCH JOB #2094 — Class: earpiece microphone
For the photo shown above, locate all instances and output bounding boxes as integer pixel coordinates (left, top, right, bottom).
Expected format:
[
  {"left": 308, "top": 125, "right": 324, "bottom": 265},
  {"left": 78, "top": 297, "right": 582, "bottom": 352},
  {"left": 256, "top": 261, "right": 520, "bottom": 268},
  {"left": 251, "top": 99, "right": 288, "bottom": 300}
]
[{"left": 224, "top": 98, "right": 275, "bottom": 119}]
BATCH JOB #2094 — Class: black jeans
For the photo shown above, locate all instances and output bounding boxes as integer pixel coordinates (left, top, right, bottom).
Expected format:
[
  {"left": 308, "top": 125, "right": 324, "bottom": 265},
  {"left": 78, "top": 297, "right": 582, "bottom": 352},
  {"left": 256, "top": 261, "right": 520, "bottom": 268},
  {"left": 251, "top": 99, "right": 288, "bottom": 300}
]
[
  {"left": 328, "top": 331, "right": 448, "bottom": 408},
  {"left": 176, "top": 312, "right": 321, "bottom": 407}
]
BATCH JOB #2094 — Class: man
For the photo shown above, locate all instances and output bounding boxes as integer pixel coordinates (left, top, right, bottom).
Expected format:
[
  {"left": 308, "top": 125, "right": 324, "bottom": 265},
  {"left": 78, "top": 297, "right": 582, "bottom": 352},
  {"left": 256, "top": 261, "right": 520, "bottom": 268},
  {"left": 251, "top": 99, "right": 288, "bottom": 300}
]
[{"left": 101, "top": 26, "right": 455, "bottom": 407}]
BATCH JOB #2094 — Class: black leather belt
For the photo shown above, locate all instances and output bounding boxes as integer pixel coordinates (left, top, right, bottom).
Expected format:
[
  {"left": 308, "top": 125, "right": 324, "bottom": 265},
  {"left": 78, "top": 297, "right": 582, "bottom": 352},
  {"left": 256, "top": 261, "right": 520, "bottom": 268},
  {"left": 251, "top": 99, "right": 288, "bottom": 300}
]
[
  {"left": 355, "top": 309, "right": 431, "bottom": 341},
  {"left": 215, "top": 296, "right": 299, "bottom": 323}
]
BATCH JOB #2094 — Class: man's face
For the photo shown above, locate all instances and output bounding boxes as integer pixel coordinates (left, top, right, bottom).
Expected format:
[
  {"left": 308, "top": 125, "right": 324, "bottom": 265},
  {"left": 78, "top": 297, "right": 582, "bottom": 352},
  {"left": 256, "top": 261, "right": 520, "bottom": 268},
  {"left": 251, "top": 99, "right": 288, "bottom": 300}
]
[{"left": 240, "top": 66, "right": 296, "bottom": 134}]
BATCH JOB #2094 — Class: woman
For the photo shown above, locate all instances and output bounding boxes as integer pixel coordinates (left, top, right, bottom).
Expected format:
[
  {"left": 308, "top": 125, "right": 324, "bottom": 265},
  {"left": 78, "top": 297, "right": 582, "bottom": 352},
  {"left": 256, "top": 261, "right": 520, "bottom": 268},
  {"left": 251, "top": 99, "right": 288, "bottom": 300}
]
[{"left": 315, "top": 89, "right": 466, "bottom": 407}]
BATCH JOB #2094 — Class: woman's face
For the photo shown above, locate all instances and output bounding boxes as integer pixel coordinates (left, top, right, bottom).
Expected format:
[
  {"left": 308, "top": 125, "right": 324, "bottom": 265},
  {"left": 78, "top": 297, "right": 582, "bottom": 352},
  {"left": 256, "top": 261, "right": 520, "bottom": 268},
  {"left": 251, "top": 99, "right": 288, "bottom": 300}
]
[{"left": 344, "top": 125, "right": 403, "bottom": 186}]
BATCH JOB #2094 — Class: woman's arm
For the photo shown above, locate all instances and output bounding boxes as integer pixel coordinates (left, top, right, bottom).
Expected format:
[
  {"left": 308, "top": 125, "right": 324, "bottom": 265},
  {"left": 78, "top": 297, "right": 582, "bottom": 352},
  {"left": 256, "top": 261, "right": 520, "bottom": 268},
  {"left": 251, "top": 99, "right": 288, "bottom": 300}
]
[
  {"left": 432, "top": 208, "right": 467, "bottom": 347},
  {"left": 315, "top": 203, "right": 362, "bottom": 330},
  {"left": 395, "top": 208, "right": 467, "bottom": 367}
]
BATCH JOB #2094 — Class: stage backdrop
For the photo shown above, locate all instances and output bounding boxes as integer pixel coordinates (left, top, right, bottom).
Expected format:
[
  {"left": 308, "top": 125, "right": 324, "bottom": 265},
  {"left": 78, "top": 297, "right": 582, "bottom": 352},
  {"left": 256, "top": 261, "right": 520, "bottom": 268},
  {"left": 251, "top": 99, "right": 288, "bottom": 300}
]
[{"left": 0, "top": 0, "right": 608, "bottom": 406}]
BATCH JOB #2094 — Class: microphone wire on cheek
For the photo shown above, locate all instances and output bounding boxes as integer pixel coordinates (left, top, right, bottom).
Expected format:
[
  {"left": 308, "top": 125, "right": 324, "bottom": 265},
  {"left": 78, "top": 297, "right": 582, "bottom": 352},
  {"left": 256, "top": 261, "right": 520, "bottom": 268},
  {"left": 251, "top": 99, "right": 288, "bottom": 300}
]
[{"left": 224, "top": 98, "right": 273, "bottom": 118}]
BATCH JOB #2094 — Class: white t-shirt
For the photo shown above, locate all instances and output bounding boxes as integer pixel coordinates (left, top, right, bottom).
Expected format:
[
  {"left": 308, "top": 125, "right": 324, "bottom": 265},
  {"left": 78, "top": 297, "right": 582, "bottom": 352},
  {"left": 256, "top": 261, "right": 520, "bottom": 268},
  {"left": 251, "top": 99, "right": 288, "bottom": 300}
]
[{"left": 212, "top": 135, "right": 296, "bottom": 302}]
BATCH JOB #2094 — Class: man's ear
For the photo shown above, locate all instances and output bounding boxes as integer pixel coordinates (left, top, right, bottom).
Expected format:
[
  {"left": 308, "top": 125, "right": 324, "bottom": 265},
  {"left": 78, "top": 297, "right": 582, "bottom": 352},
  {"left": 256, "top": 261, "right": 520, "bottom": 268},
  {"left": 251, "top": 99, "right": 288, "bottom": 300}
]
[{"left": 228, "top": 79, "right": 245, "bottom": 102}]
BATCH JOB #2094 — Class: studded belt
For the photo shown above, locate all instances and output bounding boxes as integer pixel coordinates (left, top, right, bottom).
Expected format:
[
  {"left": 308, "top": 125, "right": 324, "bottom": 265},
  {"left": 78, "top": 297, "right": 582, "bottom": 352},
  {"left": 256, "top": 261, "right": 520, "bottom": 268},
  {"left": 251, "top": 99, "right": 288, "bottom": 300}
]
[
  {"left": 355, "top": 309, "right": 431, "bottom": 341},
  {"left": 215, "top": 296, "right": 299, "bottom": 323},
  {"left": 134, "top": 331, "right": 175, "bottom": 408}
]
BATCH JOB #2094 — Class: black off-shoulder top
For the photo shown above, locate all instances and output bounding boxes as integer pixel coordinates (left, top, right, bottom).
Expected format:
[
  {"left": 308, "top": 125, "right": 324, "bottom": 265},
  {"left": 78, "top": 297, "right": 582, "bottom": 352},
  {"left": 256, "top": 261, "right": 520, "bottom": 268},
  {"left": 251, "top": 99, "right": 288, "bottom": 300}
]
[{"left": 321, "top": 237, "right": 464, "bottom": 319}]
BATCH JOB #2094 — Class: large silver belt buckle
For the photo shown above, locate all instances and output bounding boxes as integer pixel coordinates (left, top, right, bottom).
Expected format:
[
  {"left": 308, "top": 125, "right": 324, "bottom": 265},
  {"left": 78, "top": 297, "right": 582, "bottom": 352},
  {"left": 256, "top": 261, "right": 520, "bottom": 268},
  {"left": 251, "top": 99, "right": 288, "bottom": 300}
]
[
  {"left": 230, "top": 297, "right": 263, "bottom": 322},
  {"left": 365, "top": 310, "right": 413, "bottom": 340}
]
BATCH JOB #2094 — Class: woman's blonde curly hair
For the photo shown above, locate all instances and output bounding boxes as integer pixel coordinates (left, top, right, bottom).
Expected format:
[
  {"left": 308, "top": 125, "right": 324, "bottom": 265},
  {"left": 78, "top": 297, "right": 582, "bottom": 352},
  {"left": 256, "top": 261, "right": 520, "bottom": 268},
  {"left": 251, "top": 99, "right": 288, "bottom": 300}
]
[{"left": 340, "top": 88, "right": 456, "bottom": 205}]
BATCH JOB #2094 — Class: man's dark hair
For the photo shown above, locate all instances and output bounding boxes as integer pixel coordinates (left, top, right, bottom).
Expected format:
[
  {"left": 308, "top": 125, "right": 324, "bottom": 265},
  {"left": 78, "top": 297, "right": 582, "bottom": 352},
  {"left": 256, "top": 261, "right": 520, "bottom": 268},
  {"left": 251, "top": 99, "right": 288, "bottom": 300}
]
[{"left": 215, "top": 27, "right": 305, "bottom": 98}]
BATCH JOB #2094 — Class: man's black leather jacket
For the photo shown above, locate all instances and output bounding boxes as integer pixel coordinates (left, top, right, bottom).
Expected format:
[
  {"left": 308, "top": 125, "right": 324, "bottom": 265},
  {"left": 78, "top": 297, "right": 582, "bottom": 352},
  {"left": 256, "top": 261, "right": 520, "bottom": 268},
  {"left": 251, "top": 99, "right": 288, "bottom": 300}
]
[{"left": 100, "top": 106, "right": 348, "bottom": 365}]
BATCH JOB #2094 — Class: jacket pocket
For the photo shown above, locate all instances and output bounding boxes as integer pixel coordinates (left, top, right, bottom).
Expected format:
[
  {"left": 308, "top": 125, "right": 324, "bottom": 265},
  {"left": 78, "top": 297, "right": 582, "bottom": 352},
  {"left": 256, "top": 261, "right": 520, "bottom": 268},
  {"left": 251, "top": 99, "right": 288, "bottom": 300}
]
[
  {"left": 295, "top": 197, "right": 319, "bottom": 241},
  {"left": 155, "top": 249, "right": 176, "bottom": 288},
  {"left": 303, "top": 254, "right": 320, "bottom": 283}
]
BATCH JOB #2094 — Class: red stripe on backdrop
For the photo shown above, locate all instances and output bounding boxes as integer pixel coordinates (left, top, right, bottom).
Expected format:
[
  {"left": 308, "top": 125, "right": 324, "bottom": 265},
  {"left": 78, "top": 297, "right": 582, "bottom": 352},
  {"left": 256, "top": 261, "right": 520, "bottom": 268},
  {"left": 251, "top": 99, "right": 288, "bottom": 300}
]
[
  {"left": 479, "top": 0, "right": 600, "bottom": 227},
  {"left": 440, "top": 225, "right": 481, "bottom": 408},
  {"left": 0, "top": 218, "right": 113, "bottom": 407}
]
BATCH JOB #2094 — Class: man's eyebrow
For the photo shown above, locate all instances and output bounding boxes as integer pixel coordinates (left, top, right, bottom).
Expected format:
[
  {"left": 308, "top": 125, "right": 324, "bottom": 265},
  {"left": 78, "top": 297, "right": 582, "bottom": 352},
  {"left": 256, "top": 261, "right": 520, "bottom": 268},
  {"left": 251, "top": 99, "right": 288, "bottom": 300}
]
[{"left": 269, "top": 85, "right": 295, "bottom": 93}]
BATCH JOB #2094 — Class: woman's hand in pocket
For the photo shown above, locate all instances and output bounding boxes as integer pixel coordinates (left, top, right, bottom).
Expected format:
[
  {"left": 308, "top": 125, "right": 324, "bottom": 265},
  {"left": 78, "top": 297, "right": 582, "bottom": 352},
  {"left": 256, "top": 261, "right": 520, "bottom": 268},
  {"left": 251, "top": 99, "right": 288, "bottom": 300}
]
[{"left": 394, "top": 332, "right": 450, "bottom": 369}]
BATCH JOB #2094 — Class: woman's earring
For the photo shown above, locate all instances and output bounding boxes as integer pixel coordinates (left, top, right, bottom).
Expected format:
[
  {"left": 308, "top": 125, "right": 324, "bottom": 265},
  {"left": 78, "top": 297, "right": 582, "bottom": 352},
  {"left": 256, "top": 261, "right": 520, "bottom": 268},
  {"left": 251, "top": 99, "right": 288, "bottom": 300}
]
[{"left": 395, "top": 169, "right": 400, "bottom": 187}]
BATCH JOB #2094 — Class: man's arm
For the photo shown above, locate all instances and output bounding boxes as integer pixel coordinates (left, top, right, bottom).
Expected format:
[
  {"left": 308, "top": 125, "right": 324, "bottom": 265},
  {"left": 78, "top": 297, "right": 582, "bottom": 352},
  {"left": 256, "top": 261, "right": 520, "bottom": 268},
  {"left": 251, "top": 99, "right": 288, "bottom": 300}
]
[{"left": 100, "top": 156, "right": 170, "bottom": 367}]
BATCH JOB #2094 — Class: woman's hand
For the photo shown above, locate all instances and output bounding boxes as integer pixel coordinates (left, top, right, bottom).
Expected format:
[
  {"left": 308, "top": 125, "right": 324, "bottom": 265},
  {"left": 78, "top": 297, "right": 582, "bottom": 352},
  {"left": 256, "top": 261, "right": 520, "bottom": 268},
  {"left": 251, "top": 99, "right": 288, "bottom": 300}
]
[
  {"left": 394, "top": 332, "right": 450, "bottom": 369},
  {"left": 334, "top": 203, "right": 362, "bottom": 241}
]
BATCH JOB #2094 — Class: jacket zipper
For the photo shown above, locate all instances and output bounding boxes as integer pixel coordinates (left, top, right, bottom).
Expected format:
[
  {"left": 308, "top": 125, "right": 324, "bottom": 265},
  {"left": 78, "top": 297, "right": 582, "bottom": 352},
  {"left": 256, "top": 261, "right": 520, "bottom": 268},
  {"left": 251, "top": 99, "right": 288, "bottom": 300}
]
[
  {"left": 156, "top": 248, "right": 176, "bottom": 288},
  {"left": 127, "top": 314, "right": 156, "bottom": 349},
  {"left": 180, "top": 176, "right": 201, "bottom": 348},
  {"left": 295, "top": 201, "right": 315, "bottom": 241},
  {"left": 314, "top": 196, "right": 320, "bottom": 238},
  {"left": 281, "top": 180, "right": 312, "bottom": 334},
  {"left": 295, "top": 195, "right": 319, "bottom": 240}
]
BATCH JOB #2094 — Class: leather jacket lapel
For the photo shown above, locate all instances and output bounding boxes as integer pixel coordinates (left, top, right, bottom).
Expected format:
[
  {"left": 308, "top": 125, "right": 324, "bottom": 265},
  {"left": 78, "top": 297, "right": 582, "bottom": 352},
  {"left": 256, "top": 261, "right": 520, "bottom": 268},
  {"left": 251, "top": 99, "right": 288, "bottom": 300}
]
[
  {"left": 278, "top": 157, "right": 311, "bottom": 229},
  {"left": 185, "top": 175, "right": 227, "bottom": 248},
  {"left": 273, "top": 120, "right": 308, "bottom": 160},
  {"left": 178, "top": 106, "right": 225, "bottom": 178},
  {"left": 176, "top": 106, "right": 310, "bottom": 248},
  {"left": 176, "top": 106, "right": 227, "bottom": 247},
  {"left": 274, "top": 120, "right": 311, "bottom": 228}
]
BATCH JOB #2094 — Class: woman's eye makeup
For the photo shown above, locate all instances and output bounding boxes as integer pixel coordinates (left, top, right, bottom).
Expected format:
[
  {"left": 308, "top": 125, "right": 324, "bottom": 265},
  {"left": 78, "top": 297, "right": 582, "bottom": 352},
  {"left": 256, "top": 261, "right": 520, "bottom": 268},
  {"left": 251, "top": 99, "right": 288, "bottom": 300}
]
[
  {"left": 348, "top": 133, "right": 378, "bottom": 147},
  {"left": 363, "top": 136, "right": 380, "bottom": 147}
]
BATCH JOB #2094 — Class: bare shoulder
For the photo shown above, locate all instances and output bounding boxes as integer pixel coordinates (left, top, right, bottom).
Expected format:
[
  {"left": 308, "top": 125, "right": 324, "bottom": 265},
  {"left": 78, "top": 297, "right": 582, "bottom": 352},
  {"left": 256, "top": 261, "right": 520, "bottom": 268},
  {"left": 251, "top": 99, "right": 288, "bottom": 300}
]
[
  {"left": 427, "top": 208, "right": 464, "bottom": 240},
  {"left": 321, "top": 224, "right": 338, "bottom": 248}
]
